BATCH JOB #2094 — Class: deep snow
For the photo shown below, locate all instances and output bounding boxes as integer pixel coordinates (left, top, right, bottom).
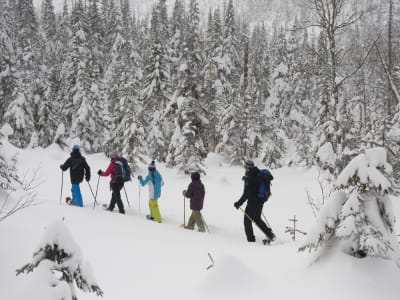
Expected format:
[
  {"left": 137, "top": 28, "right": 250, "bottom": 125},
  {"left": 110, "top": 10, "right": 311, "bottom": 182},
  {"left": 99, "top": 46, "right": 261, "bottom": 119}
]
[{"left": 1, "top": 142, "right": 400, "bottom": 300}]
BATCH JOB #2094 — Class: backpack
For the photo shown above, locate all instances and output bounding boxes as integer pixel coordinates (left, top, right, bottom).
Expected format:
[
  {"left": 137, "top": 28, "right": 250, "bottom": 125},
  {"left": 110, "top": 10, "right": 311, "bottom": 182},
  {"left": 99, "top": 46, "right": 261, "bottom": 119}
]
[
  {"left": 114, "top": 157, "right": 132, "bottom": 183},
  {"left": 257, "top": 169, "right": 273, "bottom": 202}
]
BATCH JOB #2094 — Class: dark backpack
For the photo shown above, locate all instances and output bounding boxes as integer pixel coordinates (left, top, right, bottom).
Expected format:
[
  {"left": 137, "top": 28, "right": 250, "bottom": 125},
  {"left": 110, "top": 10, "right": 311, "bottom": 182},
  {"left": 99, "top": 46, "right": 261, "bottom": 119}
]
[
  {"left": 114, "top": 157, "right": 132, "bottom": 183},
  {"left": 257, "top": 169, "right": 273, "bottom": 202}
]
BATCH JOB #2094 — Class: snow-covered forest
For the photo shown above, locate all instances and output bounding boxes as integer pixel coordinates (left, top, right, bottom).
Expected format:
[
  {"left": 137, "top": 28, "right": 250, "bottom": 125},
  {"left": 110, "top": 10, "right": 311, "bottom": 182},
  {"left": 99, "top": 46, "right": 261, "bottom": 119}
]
[{"left": 1, "top": 0, "right": 400, "bottom": 176}]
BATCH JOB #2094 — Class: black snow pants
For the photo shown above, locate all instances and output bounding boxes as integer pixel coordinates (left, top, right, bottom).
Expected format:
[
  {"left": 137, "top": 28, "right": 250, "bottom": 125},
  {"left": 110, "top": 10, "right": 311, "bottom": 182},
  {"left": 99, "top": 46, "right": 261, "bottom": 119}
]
[
  {"left": 108, "top": 182, "right": 125, "bottom": 214},
  {"left": 244, "top": 201, "right": 274, "bottom": 242}
]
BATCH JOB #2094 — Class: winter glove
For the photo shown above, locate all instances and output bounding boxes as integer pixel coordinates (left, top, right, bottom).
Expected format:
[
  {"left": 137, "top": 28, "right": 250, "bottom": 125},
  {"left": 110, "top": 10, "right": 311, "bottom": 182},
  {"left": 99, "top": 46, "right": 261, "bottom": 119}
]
[
  {"left": 97, "top": 170, "right": 102, "bottom": 176},
  {"left": 182, "top": 190, "right": 187, "bottom": 197},
  {"left": 85, "top": 175, "right": 90, "bottom": 182},
  {"left": 234, "top": 201, "right": 241, "bottom": 209},
  {"left": 138, "top": 175, "right": 142, "bottom": 180},
  {"left": 60, "top": 164, "right": 63, "bottom": 170}
]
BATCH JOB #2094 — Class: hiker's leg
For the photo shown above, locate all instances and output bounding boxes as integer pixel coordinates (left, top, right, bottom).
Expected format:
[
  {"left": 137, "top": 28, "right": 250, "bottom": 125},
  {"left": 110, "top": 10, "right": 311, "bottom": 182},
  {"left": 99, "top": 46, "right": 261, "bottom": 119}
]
[
  {"left": 244, "top": 206, "right": 256, "bottom": 242},
  {"left": 186, "top": 211, "right": 196, "bottom": 229},
  {"left": 71, "top": 184, "right": 83, "bottom": 207},
  {"left": 108, "top": 184, "right": 117, "bottom": 211},
  {"left": 194, "top": 211, "right": 205, "bottom": 232},
  {"left": 113, "top": 182, "right": 125, "bottom": 214},
  {"left": 253, "top": 203, "right": 274, "bottom": 240},
  {"left": 149, "top": 199, "right": 162, "bottom": 222}
]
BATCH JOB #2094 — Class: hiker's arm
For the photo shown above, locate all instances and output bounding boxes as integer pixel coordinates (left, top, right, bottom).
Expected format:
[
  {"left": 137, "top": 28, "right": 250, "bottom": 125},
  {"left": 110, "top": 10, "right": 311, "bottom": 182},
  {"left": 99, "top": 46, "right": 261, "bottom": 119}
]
[
  {"left": 60, "top": 158, "right": 70, "bottom": 171},
  {"left": 185, "top": 183, "right": 194, "bottom": 198},
  {"left": 84, "top": 159, "right": 91, "bottom": 181},
  {"left": 139, "top": 174, "right": 151, "bottom": 186},
  {"left": 101, "top": 162, "right": 113, "bottom": 177}
]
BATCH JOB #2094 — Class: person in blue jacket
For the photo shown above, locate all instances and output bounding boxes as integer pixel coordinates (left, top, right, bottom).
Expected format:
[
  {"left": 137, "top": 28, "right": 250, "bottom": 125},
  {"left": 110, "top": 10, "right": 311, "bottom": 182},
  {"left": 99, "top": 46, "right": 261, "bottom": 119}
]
[{"left": 138, "top": 161, "right": 164, "bottom": 222}]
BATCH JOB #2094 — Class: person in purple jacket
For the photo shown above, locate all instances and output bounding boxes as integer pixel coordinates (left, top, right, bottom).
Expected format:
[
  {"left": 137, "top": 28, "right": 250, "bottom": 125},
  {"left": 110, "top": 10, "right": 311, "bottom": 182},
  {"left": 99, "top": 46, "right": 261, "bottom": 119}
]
[{"left": 182, "top": 171, "right": 205, "bottom": 232}]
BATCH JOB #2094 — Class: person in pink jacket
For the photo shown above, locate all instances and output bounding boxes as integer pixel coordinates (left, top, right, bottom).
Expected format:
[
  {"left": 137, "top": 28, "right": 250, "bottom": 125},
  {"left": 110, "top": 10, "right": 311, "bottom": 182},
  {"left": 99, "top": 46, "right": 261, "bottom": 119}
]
[{"left": 98, "top": 153, "right": 125, "bottom": 214}]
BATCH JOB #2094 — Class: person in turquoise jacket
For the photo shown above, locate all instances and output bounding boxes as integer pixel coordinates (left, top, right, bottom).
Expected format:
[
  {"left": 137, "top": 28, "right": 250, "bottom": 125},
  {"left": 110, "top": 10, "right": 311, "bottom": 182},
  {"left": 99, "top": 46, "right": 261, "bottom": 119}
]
[{"left": 138, "top": 161, "right": 164, "bottom": 222}]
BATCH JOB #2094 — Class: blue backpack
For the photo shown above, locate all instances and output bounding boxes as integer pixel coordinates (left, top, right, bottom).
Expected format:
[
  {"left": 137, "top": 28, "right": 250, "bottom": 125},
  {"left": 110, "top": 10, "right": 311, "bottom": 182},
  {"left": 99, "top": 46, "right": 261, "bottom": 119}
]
[
  {"left": 114, "top": 157, "right": 132, "bottom": 183},
  {"left": 257, "top": 169, "right": 273, "bottom": 202}
]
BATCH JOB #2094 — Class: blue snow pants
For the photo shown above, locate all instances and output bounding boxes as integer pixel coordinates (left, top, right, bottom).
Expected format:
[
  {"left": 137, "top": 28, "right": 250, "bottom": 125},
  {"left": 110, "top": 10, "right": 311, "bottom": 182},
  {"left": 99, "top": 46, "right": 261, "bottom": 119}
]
[{"left": 71, "top": 184, "right": 83, "bottom": 207}]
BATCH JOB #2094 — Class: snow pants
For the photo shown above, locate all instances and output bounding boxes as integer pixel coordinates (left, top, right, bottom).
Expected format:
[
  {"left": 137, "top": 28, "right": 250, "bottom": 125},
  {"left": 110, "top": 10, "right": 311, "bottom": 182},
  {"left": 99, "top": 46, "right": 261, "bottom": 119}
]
[
  {"left": 71, "top": 184, "right": 83, "bottom": 207},
  {"left": 108, "top": 182, "right": 125, "bottom": 214},
  {"left": 149, "top": 199, "right": 162, "bottom": 223},
  {"left": 186, "top": 210, "right": 205, "bottom": 232},
  {"left": 244, "top": 202, "right": 274, "bottom": 242}
]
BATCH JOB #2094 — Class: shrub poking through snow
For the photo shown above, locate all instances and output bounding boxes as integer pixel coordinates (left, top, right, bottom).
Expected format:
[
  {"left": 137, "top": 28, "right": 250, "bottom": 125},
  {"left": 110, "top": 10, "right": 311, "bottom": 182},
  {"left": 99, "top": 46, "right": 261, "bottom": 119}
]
[
  {"left": 16, "top": 221, "right": 103, "bottom": 300},
  {"left": 300, "top": 147, "right": 397, "bottom": 259}
]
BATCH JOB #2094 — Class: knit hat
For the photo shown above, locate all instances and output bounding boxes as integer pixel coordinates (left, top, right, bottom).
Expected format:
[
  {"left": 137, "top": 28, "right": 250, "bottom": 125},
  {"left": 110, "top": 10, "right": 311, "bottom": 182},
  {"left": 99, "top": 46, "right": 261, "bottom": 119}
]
[
  {"left": 244, "top": 160, "right": 255, "bottom": 169},
  {"left": 72, "top": 144, "right": 80, "bottom": 151},
  {"left": 148, "top": 160, "right": 156, "bottom": 171}
]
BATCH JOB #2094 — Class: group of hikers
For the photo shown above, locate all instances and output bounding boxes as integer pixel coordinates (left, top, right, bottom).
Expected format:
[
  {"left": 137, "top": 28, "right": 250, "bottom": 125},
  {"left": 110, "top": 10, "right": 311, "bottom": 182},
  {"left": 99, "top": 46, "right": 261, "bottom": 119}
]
[{"left": 60, "top": 145, "right": 276, "bottom": 243}]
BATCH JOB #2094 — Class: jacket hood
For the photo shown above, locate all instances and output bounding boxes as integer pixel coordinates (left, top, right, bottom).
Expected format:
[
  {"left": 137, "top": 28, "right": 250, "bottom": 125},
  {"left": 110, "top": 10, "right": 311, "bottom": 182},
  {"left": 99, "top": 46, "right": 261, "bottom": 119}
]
[
  {"left": 191, "top": 171, "right": 201, "bottom": 181},
  {"left": 71, "top": 149, "right": 82, "bottom": 158}
]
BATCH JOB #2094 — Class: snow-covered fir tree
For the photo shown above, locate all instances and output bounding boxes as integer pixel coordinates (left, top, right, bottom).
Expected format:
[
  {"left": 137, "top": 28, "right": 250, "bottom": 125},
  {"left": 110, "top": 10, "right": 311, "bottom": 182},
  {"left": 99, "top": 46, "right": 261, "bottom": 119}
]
[
  {"left": 3, "top": 0, "right": 43, "bottom": 148},
  {"left": 0, "top": 0, "right": 17, "bottom": 120},
  {"left": 141, "top": 0, "right": 171, "bottom": 162},
  {"left": 166, "top": 0, "right": 207, "bottom": 174},
  {"left": 103, "top": 5, "right": 146, "bottom": 169},
  {"left": 17, "top": 221, "right": 103, "bottom": 300},
  {"left": 299, "top": 147, "right": 397, "bottom": 259}
]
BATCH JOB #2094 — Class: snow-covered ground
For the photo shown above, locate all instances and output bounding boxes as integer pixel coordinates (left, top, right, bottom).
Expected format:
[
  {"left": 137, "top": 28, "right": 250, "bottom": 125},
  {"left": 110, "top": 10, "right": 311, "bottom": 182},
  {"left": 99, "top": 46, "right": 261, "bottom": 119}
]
[{"left": 1, "top": 142, "right": 400, "bottom": 300}]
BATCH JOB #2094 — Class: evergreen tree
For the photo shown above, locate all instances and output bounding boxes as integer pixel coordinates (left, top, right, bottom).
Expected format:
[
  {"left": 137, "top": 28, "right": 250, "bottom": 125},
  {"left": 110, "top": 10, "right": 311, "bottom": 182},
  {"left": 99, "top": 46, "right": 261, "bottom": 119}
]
[
  {"left": 141, "top": 2, "right": 171, "bottom": 161},
  {"left": 4, "top": 0, "right": 41, "bottom": 148},
  {"left": 166, "top": 0, "right": 207, "bottom": 173},
  {"left": 17, "top": 221, "right": 103, "bottom": 300},
  {"left": 0, "top": 0, "right": 17, "bottom": 120},
  {"left": 300, "top": 148, "right": 397, "bottom": 259},
  {"left": 104, "top": 7, "right": 145, "bottom": 169}
]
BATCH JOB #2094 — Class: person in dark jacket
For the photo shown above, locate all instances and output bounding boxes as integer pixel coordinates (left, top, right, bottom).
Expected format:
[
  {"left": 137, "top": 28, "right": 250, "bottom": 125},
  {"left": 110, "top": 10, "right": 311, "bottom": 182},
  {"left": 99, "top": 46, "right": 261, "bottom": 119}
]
[
  {"left": 98, "top": 152, "right": 125, "bottom": 214},
  {"left": 183, "top": 171, "right": 205, "bottom": 232},
  {"left": 60, "top": 144, "right": 91, "bottom": 207},
  {"left": 234, "top": 160, "right": 275, "bottom": 242}
]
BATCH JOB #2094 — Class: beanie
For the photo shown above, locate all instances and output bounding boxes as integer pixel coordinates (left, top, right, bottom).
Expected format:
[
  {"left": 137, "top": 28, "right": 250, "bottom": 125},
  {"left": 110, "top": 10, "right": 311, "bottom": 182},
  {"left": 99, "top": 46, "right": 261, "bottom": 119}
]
[
  {"left": 148, "top": 160, "right": 156, "bottom": 171},
  {"left": 72, "top": 144, "right": 80, "bottom": 151}
]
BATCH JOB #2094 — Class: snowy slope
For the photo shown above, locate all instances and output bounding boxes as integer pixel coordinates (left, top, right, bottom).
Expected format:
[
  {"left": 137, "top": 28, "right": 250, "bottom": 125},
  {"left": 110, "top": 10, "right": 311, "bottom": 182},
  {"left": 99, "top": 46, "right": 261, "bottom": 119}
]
[{"left": 1, "top": 142, "right": 400, "bottom": 300}]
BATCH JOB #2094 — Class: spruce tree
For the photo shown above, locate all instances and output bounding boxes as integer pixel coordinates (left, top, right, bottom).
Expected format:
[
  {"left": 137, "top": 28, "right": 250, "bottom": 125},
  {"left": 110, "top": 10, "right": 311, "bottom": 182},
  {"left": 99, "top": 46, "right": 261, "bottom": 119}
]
[
  {"left": 0, "top": 1, "right": 17, "bottom": 120},
  {"left": 300, "top": 148, "right": 397, "bottom": 259},
  {"left": 166, "top": 0, "right": 207, "bottom": 173}
]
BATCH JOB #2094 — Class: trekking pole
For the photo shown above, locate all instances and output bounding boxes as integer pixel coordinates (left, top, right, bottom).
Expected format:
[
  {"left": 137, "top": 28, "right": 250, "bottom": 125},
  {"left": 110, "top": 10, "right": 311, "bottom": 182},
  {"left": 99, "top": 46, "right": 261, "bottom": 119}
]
[
  {"left": 94, "top": 175, "right": 100, "bottom": 208},
  {"left": 60, "top": 171, "right": 64, "bottom": 205},
  {"left": 138, "top": 183, "right": 141, "bottom": 215},
  {"left": 87, "top": 181, "right": 99, "bottom": 208},
  {"left": 183, "top": 196, "right": 186, "bottom": 227},
  {"left": 238, "top": 207, "right": 266, "bottom": 237},
  {"left": 123, "top": 185, "right": 131, "bottom": 208},
  {"left": 262, "top": 212, "right": 272, "bottom": 229}
]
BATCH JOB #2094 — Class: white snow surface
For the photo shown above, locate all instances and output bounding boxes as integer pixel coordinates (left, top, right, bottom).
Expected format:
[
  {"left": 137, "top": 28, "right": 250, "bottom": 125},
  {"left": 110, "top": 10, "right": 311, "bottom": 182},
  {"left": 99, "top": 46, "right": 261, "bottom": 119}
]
[{"left": 1, "top": 142, "right": 400, "bottom": 300}]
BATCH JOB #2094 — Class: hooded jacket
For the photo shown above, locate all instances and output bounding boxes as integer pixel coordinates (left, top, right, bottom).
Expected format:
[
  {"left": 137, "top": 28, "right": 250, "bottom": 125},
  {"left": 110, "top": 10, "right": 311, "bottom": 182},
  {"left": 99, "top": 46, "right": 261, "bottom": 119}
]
[
  {"left": 139, "top": 169, "right": 163, "bottom": 199},
  {"left": 236, "top": 166, "right": 262, "bottom": 207},
  {"left": 61, "top": 150, "right": 90, "bottom": 184},
  {"left": 184, "top": 172, "right": 205, "bottom": 211}
]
